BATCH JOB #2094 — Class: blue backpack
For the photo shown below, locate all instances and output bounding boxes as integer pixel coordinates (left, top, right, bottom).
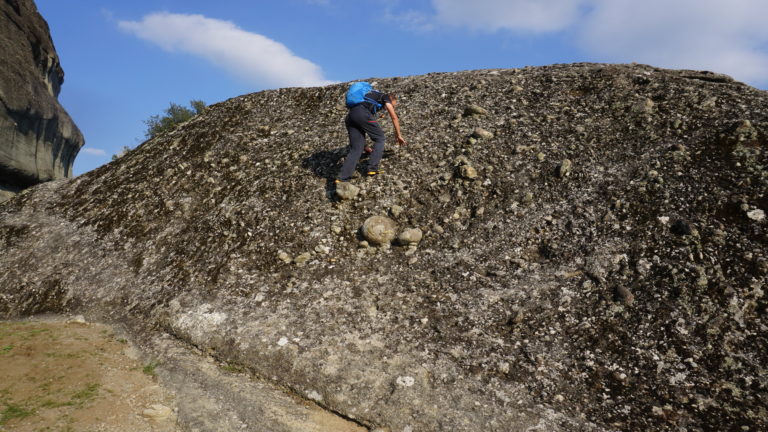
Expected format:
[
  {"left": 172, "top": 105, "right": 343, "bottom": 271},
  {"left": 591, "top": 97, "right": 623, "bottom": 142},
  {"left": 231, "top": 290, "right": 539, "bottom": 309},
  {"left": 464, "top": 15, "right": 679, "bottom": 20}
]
[{"left": 345, "top": 82, "right": 382, "bottom": 112}]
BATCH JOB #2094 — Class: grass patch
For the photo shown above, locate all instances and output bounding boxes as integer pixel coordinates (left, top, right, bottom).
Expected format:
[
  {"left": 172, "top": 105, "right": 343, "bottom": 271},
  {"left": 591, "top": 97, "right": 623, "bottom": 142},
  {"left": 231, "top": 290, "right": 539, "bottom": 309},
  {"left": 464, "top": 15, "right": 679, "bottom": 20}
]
[
  {"left": 19, "top": 328, "right": 51, "bottom": 341},
  {"left": 71, "top": 383, "right": 100, "bottom": 404},
  {"left": 44, "top": 352, "right": 80, "bottom": 359},
  {"left": 36, "top": 383, "right": 100, "bottom": 410},
  {"left": 0, "top": 345, "right": 13, "bottom": 355},
  {"left": 1, "top": 403, "right": 35, "bottom": 425},
  {"left": 220, "top": 363, "right": 244, "bottom": 374},
  {"left": 116, "top": 338, "right": 128, "bottom": 344},
  {"left": 39, "top": 399, "right": 74, "bottom": 409},
  {"left": 142, "top": 361, "right": 159, "bottom": 377}
]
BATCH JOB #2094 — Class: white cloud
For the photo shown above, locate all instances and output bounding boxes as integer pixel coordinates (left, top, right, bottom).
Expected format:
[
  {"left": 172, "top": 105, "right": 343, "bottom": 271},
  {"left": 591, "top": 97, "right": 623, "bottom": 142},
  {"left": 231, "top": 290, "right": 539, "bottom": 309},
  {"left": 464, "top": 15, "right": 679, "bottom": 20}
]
[
  {"left": 118, "top": 12, "right": 335, "bottom": 88},
  {"left": 579, "top": 0, "right": 768, "bottom": 84},
  {"left": 82, "top": 148, "right": 107, "bottom": 156},
  {"left": 385, "top": 9, "right": 436, "bottom": 33},
  {"left": 432, "top": 0, "right": 590, "bottom": 33},
  {"left": 424, "top": 0, "right": 768, "bottom": 86}
]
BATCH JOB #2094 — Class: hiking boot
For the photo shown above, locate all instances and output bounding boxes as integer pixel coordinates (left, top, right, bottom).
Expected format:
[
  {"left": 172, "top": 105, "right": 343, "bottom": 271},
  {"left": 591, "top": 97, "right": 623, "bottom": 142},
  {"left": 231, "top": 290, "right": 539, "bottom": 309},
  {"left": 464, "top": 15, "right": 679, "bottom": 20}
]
[{"left": 366, "top": 169, "right": 382, "bottom": 177}]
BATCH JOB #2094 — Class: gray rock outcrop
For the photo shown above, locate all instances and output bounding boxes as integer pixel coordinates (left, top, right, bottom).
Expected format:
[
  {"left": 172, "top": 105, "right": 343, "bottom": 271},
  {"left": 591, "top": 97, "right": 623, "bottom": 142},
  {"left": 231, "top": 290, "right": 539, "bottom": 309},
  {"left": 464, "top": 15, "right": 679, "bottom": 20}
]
[
  {"left": 0, "top": 0, "right": 84, "bottom": 201},
  {"left": 1, "top": 63, "right": 767, "bottom": 431}
]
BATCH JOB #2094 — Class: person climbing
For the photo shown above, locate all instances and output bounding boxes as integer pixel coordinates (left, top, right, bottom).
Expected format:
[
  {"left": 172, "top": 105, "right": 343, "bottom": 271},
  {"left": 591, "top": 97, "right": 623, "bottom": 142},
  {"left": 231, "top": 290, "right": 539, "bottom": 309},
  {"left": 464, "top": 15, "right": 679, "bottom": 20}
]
[{"left": 337, "top": 82, "right": 407, "bottom": 183}]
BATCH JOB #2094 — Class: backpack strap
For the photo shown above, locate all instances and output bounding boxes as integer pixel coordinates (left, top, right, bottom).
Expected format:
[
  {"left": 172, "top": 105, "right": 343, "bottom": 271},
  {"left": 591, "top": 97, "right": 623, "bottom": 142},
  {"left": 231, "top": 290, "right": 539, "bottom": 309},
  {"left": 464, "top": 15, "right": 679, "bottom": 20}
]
[{"left": 363, "top": 92, "right": 383, "bottom": 114}]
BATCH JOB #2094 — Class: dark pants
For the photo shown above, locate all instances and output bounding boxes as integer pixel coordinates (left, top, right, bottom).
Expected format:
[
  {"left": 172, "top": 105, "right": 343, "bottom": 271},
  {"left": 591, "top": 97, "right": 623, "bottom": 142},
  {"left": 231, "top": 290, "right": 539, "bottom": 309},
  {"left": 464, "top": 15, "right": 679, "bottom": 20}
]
[{"left": 338, "top": 105, "right": 385, "bottom": 180}]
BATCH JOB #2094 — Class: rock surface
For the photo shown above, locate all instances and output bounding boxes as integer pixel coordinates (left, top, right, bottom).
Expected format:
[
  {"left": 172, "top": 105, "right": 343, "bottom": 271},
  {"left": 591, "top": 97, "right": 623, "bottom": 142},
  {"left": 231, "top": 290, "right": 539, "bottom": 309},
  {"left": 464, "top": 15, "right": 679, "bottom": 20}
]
[
  {"left": 1, "top": 63, "right": 767, "bottom": 431},
  {"left": 0, "top": 0, "right": 84, "bottom": 200}
]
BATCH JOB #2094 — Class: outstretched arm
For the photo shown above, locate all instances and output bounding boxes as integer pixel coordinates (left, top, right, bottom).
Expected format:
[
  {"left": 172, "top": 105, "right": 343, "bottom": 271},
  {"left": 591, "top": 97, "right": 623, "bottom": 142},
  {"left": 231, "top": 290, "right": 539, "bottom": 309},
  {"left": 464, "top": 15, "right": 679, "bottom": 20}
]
[{"left": 384, "top": 102, "right": 407, "bottom": 145}]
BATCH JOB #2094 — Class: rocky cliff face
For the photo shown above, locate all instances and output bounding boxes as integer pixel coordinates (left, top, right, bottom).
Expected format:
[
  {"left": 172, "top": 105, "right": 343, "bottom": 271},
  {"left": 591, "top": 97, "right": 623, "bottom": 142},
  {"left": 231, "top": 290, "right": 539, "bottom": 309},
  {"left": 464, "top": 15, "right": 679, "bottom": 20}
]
[
  {"left": 1, "top": 63, "right": 767, "bottom": 431},
  {"left": 0, "top": 0, "right": 84, "bottom": 201}
]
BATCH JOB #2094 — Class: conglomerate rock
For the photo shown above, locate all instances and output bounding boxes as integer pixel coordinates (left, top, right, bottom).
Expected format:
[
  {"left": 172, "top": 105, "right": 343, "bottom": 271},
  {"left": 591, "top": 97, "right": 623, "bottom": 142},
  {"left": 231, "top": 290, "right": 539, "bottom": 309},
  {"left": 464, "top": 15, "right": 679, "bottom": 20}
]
[
  {"left": 0, "top": 0, "right": 84, "bottom": 201},
  {"left": 1, "top": 63, "right": 767, "bottom": 431}
]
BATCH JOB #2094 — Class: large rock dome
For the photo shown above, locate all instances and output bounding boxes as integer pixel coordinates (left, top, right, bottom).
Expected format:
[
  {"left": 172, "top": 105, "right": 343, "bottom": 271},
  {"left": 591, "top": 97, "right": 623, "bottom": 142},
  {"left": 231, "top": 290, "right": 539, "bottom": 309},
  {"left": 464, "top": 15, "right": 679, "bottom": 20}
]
[{"left": 1, "top": 63, "right": 766, "bottom": 431}]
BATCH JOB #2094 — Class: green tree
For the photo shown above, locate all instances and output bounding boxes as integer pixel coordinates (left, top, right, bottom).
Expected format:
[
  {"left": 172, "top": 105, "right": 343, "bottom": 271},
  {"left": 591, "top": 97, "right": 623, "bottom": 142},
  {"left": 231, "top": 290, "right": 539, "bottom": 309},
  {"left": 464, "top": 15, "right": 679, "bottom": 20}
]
[
  {"left": 143, "top": 100, "right": 206, "bottom": 139},
  {"left": 111, "top": 100, "right": 207, "bottom": 160}
]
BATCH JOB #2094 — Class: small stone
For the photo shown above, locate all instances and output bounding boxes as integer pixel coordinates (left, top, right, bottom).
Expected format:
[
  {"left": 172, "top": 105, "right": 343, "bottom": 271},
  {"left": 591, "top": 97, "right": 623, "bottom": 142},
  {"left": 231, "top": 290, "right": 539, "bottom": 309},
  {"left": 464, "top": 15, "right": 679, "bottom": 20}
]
[
  {"left": 277, "top": 337, "right": 289, "bottom": 346},
  {"left": 712, "top": 229, "right": 727, "bottom": 245},
  {"left": 398, "top": 228, "right": 423, "bottom": 246},
  {"left": 433, "top": 224, "right": 445, "bottom": 234},
  {"left": 636, "top": 258, "right": 652, "bottom": 276},
  {"left": 747, "top": 209, "right": 765, "bottom": 222},
  {"left": 557, "top": 159, "right": 572, "bottom": 178},
  {"left": 733, "top": 120, "right": 758, "bottom": 142},
  {"left": 331, "top": 225, "right": 342, "bottom": 234},
  {"left": 633, "top": 98, "right": 655, "bottom": 114},
  {"left": 694, "top": 266, "right": 708, "bottom": 287},
  {"left": 396, "top": 376, "right": 415, "bottom": 387},
  {"left": 463, "top": 105, "right": 488, "bottom": 117},
  {"left": 390, "top": 205, "right": 404, "bottom": 218},
  {"left": 361, "top": 216, "right": 398, "bottom": 245},
  {"left": 358, "top": 240, "right": 370, "bottom": 248},
  {"left": 68, "top": 315, "right": 87, "bottom": 324},
  {"left": 335, "top": 182, "right": 360, "bottom": 200},
  {"left": 255, "top": 125, "right": 272, "bottom": 137},
  {"left": 458, "top": 165, "right": 478, "bottom": 180},
  {"left": 277, "top": 251, "right": 292, "bottom": 264},
  {"left": 454, "top": 155, "right": 470, "bottom": 166},
  {"left": 142, "top": 404, "right": 173, "bottom": 421},
  {"left": 510, "top": 309, "right": 525, "bottom": 324},
  {"left": 522, "top": 192, "right": 534, "bottom": 204},
  {"left": 536, "top": 152, "right": 546, "bottom": 161},
  {"left": 293, "top": 252, "right": 311, "bottom": 265},
  {"left": 756, "top": 259, "right": 768, "bottom": 276},
  {"left": 471, "top": 128, "right": 494, "bottom": 140},
  {"left": 307, "top": 390, "right": 323, "bottom": 401}
]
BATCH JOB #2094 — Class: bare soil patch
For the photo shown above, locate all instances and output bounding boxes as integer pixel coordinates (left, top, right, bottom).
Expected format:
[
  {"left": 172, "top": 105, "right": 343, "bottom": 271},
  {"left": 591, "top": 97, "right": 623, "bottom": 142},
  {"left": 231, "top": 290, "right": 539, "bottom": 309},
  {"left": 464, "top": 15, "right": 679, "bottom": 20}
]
[{"left": 0, "top": 318, "right": 178, "bottom": 431}]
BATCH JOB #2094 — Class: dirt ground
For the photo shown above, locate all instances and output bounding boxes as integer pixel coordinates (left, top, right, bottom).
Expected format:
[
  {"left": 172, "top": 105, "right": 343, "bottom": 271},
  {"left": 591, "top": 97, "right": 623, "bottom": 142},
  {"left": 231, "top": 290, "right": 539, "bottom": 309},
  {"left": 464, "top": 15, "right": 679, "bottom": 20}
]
[{"left": 0, "top": 317, "right": 179, "bottom": 432}]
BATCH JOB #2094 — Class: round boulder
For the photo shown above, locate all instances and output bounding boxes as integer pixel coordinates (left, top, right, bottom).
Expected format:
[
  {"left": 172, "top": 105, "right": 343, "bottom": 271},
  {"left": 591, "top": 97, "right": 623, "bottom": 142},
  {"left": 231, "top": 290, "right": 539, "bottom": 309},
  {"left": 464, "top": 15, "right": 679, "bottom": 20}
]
[
  {"left": 361, "top": 216, "right": 398, "bottom": 246},
  {"left": 335, "top": 181, "right": 360, "bottom": 200},
  {"left": 398, "top": 228, "right": 423, "bottom": 246}
]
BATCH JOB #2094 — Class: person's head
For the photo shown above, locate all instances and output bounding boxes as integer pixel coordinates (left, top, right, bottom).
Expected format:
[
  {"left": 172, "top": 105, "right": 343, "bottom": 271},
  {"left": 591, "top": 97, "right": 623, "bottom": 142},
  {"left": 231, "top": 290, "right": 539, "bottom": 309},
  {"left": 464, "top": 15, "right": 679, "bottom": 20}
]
[{"left": 389, "top": 93, "right": 398, "bottom": 107}]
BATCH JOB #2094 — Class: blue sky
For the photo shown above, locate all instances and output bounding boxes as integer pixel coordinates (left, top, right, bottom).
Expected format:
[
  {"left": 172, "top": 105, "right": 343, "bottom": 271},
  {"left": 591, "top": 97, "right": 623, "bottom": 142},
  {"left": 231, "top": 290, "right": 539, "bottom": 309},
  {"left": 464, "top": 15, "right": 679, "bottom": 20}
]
[{"left": 35, "top": 0, "right": 768, "bottom": 175}]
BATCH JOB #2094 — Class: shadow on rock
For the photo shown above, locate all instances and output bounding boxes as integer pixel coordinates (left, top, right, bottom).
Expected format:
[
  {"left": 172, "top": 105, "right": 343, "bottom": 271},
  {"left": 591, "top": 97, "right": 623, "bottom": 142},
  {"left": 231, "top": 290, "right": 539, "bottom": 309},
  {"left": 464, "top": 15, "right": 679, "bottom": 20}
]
[{"left": 302, "top": 147, "right": 347, "bottom": 180}]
